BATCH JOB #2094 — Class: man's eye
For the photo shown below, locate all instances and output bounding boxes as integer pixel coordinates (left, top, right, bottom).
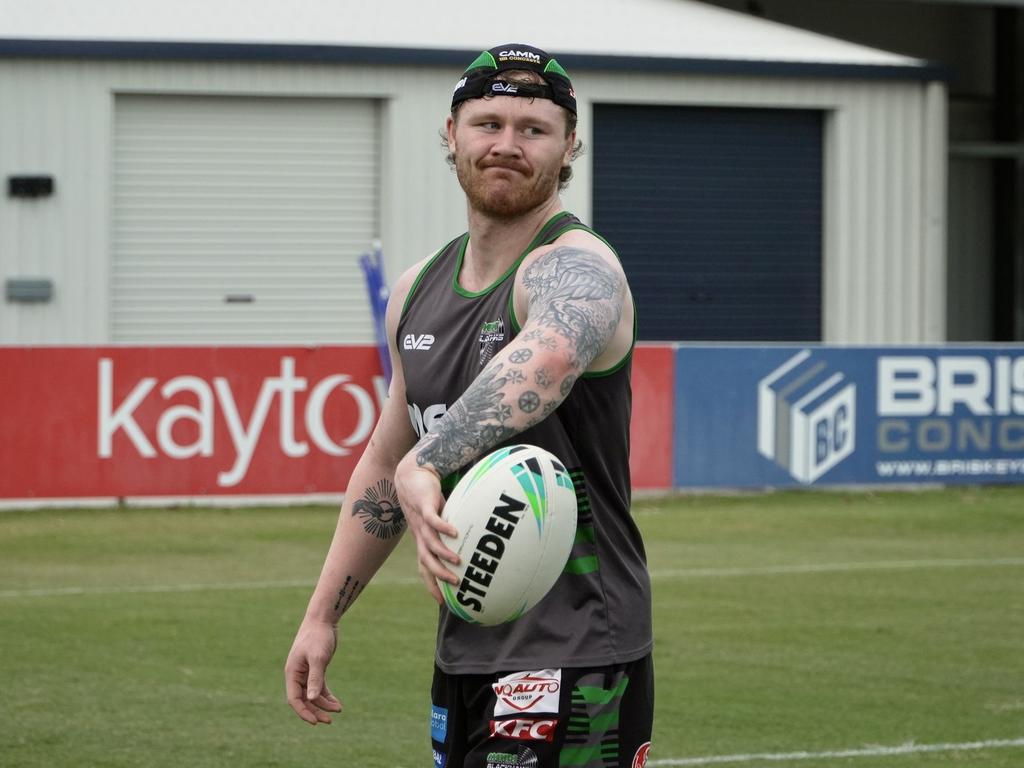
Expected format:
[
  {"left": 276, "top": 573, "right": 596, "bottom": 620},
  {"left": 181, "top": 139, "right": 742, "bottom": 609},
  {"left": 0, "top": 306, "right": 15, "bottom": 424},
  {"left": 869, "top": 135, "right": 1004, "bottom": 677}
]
[{"left": 525, "top": 127, "right": 545, "bottom": 137}]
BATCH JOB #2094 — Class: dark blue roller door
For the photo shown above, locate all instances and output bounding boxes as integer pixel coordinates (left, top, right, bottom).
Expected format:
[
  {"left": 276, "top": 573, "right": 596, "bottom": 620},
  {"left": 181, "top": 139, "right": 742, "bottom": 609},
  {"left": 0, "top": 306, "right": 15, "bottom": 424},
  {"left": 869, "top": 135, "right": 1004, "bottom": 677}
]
[{"left": 593, "top": 105, "right": 823, "bottom": 341}]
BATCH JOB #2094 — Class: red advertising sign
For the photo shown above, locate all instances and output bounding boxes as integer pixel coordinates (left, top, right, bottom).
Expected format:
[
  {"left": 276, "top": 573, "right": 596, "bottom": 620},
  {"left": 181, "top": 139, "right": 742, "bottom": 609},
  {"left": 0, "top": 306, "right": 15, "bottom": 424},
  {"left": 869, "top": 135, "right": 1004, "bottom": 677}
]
[
  {"left": 1, "top": 346, "right": 384, "bottom": 498},
  {"left": 630, "top": 345, "right": 675, "bottom": 489},
  {"left": 0, "top": 345, "right": 674, "bottom": 500}
]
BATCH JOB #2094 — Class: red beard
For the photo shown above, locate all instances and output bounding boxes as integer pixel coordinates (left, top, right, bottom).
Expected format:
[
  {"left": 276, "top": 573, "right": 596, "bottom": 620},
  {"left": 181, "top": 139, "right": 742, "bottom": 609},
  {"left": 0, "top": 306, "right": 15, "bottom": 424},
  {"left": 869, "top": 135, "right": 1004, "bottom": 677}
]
[{"left": 455, "top": 155, "right": 562, "bottom": 220}]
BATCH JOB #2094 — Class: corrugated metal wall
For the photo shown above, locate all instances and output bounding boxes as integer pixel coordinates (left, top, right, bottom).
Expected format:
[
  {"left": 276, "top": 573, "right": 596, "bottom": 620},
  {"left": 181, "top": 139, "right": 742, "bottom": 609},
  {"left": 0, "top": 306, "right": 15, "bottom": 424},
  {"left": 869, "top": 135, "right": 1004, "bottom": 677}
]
[
  {"left": 0, "top": 58, "right": 946, "bottom": 344},
  {"left": 112, "top": 94, "right": 379, "bottom": 343}
]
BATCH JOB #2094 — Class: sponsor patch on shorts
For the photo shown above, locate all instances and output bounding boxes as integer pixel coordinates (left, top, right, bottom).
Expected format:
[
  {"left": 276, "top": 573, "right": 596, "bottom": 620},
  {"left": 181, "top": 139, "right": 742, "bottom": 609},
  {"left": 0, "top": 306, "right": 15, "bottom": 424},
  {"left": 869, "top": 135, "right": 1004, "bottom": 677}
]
[
  {"left": 431, "top": 704, "right": 448, "bottom": 742},
  {"left": 486, "top": 746, "right": 539, "bottom": 767},
  {"left": 632, "top": 741, "right": 652, "bottom": 768},
  {"left": 492, "top": 669, "right": 561, "bottom": 717},
  {"left": 433, "top": 747, "right": 446, "bottom": 768},
  {"left": 489, "top": 717, "right": 557, "bottom": 742}
]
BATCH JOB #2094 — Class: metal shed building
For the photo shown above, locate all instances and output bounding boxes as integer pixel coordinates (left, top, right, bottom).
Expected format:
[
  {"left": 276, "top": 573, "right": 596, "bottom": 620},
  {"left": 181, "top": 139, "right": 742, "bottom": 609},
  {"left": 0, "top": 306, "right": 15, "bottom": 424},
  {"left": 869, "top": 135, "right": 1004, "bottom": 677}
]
[{"left": 0, "top": 0, "right": 946, "bottom": 345}]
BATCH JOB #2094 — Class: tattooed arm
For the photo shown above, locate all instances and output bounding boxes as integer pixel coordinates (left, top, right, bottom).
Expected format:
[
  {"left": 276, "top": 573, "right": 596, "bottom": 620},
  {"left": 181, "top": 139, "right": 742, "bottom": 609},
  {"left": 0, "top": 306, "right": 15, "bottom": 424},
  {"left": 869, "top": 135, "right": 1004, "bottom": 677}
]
[
  {"left": 394, "top": 233, "right": 631, "bottom": 596},
  {"left": 284, "top": 260, "right": 424, "bottom": 726}
]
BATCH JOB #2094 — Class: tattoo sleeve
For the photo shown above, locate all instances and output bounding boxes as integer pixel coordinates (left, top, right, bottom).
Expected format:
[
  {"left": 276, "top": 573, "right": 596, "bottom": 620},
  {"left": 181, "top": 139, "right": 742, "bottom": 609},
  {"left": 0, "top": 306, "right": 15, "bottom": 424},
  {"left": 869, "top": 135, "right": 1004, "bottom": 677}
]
[{"left": 415, "top": 246, "right": 625, "bottom": 477}]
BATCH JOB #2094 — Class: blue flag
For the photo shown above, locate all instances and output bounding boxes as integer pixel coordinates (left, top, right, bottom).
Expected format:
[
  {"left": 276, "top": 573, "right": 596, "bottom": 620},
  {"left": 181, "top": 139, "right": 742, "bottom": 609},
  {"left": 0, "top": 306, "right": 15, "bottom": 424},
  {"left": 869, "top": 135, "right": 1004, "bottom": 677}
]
[{"left": 359, "top": 240, "right": 392, "bottom": 385}]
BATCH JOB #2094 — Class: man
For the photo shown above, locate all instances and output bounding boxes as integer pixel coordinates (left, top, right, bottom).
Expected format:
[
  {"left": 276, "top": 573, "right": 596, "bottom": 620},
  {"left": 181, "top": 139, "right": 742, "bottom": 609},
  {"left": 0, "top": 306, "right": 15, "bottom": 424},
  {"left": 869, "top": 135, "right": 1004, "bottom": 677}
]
[{"left": 285, "top": 44, "right": 654, "bottom": 768}]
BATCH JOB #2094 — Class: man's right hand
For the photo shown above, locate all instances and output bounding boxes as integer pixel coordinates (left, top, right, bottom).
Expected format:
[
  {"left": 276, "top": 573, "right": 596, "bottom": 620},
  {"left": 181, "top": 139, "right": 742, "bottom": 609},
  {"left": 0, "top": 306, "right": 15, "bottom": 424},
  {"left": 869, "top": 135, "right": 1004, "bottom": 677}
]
[
  {"left": 284, "top": 620, "right": 344, "bottom": 725},
  {"left": 394, "top": 453, "right": 461, "bottom": 604}
]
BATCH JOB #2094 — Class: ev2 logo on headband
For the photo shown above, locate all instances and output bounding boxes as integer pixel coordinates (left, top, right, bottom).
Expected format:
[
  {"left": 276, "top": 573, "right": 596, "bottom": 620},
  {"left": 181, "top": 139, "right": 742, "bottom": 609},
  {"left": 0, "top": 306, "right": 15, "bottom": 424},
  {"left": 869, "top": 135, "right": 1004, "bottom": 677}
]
[{"left": 491, "top": 82, "right": 519, "bottom": 95}]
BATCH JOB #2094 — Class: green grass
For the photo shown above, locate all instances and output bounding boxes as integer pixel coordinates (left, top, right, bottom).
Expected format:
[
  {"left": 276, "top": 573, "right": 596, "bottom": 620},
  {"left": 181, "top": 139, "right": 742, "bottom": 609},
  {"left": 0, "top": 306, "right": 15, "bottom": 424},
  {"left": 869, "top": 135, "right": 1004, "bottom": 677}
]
[{"left": 1, "top": 487, "right": 1022, "bottom": 767}]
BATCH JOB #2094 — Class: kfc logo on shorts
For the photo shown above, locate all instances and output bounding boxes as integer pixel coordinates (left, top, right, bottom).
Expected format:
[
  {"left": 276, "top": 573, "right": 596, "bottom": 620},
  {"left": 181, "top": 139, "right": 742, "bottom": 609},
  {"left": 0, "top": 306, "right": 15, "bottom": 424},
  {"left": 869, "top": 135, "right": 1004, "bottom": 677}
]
[
  {"left": 489, "top": 718, "right": 557, "bottom": 742},
  {"left": 492, "top": 669, "right": 561, "bottom": 716},
  {"left": 632, "top": 741, "right": 652, "bottom": 768}
]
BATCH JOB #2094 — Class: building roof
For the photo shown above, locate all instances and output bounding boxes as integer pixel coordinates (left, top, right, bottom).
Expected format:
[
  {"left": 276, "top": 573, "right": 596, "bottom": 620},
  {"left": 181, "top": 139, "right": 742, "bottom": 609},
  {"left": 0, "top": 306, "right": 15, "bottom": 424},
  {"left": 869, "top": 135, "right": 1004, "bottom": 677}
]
[{"left": 0, "top": 0, "right": 934, "bottom": 78}]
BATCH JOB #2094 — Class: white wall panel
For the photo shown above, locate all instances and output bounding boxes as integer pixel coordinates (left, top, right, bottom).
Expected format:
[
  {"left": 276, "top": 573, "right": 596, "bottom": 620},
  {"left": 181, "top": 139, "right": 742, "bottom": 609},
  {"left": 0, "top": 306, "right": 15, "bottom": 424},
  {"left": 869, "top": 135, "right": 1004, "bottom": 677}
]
[{"left": 0, "top": 60, "right": 113, "bottom": 343}]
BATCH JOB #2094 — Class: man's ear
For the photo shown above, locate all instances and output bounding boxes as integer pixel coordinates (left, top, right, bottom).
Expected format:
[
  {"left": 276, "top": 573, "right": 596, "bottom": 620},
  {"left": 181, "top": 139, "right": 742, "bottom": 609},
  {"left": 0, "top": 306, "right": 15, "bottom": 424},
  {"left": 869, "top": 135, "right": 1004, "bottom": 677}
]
[
  {"left": 446, "top": 114, "right": 458, "bottom": 154},
  {"left": 563, "top": 129, "right": 576, "bottom": 165}
]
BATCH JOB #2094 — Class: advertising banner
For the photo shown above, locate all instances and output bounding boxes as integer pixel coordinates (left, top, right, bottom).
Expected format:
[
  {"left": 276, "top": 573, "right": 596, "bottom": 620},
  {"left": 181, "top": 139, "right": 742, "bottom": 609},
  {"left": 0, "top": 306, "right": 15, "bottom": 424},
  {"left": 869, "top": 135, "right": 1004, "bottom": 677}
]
[
  {"left": 630, "top": 345, "right": 675, "bottom": 489},
  {"left": 0, "top": 346, "right": 387, "bottom": 499},
  {"left": 1, "top": 345, "right": 675, "bottom": 500},
  {"left": 675, "top": 345, "right": 1024, "bottom": 488}
]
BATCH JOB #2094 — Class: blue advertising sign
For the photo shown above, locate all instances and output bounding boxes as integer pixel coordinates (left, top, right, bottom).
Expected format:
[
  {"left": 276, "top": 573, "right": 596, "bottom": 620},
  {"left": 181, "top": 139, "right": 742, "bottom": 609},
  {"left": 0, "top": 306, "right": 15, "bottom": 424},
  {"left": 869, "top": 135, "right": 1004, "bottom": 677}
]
[{"left": 674, "top": 345, "right": 1024, "bottom": 488}]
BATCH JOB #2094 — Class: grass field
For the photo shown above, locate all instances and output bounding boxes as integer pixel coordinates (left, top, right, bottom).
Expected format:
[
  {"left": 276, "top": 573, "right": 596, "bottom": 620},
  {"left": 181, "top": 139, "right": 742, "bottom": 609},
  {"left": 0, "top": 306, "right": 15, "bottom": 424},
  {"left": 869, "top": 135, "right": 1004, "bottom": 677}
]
[{"left": 1, "top": 487, "right": 1022, "bottom": 768}]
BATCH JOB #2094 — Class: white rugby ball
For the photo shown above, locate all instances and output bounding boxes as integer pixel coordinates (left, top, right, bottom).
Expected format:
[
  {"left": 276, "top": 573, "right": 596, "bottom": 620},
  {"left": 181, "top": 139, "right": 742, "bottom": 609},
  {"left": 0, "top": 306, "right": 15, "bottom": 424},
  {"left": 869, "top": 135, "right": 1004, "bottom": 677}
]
[{"left": 438, "top": 444, "right": 577, "bottom": 626}]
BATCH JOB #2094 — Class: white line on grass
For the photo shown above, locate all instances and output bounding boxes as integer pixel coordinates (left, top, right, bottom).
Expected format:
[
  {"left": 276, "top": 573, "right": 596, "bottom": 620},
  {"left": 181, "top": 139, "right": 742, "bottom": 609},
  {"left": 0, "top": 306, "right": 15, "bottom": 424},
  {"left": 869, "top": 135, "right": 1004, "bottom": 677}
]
[
  {"left": 650, "top": 557, "right": 1024, "bottom": 580},
  {"left": 2, "top": 557, "right": 1023, "bottom": 599},
  {"left": 649, "top": 737, "right": 1024, "bottom": 766},
  {"left": 0, "top": 579, "right": 316, "bottom": 598}
]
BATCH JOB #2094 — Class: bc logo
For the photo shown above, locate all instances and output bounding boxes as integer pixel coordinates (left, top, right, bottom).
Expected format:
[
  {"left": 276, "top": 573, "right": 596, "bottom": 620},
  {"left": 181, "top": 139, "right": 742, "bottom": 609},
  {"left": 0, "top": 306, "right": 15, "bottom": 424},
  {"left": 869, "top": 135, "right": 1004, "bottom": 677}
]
[{"left": 758, "top": 350, "right": 856, "bottom": 483}]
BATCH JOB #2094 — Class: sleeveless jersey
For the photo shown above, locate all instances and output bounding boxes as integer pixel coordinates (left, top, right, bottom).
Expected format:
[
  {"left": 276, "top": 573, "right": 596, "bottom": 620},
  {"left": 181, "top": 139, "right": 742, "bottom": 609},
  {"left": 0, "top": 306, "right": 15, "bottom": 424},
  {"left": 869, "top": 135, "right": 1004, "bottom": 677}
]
[{"left": 397, "top": 211, "right": 653, "bottom": 674}]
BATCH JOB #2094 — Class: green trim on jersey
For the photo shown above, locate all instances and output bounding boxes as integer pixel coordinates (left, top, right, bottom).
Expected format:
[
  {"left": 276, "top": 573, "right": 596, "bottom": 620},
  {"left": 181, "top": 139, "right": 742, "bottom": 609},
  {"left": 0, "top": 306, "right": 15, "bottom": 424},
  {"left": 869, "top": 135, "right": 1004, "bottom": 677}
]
[
  {"left": 452, "top": 212, "right": 573, "bottom": 299},
  {"left": 399, "top": 239, "right": 457, "bottom": 322}
]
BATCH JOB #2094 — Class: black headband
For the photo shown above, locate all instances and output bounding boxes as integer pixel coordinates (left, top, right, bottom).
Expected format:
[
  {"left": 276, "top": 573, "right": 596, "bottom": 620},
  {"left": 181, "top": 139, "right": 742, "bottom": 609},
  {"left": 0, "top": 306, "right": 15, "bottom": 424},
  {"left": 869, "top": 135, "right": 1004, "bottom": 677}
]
[{"left": 451, "top": 44, "right": 577, "bottom": 115}]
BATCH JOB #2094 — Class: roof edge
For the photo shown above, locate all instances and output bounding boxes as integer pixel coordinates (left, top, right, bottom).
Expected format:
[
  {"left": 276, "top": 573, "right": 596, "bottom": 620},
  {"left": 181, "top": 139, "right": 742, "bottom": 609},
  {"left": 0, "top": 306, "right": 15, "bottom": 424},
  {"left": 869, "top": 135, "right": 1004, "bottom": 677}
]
[{"left": 0, "top": 39, "right": 949, "bottom": 82}]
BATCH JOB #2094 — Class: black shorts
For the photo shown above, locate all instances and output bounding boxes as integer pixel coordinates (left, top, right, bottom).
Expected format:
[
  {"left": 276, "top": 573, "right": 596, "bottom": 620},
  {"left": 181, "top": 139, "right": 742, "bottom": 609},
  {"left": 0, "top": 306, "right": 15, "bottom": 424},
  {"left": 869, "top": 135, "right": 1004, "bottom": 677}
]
[{"left": 430, "top": 655, "right": 654, "bottom": 768}]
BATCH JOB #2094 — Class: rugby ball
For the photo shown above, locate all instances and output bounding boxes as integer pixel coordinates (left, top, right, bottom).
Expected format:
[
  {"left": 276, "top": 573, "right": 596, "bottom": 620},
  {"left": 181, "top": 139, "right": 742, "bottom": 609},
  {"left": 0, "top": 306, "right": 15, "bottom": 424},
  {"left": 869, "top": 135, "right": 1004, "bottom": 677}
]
[{"left": 438, "top": 444, "right": 577, "bottom": 626}]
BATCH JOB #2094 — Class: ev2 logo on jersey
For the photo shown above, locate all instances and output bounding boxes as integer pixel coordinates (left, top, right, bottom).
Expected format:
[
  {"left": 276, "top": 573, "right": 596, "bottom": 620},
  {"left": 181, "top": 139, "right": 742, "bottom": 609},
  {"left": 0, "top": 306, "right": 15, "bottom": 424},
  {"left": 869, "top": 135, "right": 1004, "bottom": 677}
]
[
  {"left": 757, "top": 350, "right": 856, "bottom": 484},
  {"left": 404, "top": 333, "right": 435, "bottom": 351}
]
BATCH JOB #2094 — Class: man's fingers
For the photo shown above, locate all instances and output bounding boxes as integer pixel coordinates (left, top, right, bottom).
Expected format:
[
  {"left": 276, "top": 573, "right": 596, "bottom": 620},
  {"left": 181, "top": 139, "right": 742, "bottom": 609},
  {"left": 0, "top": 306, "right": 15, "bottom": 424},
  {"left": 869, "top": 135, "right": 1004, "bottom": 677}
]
[
  {"left": 312, "top": 707, "right": 335, "bottom": 724},
  {"left": 285, "top": 662, "right": 317, "bottom": 723},
  {"left": 412, "top": 514, "right": 460, "bottom": 564},
  {"left": 427, "top": 532, "right": 460, "bottom": 566},
  {"left": 407, "top": 502, "right": 459, "bottom": 543},
  {"left": 291, "top": 699, "right": 322, "bottom": 725},
  {"left": 314, "top": 683, "right": 343, "bottom": 713},
  {"left": 286, "top": 678, "right": 340, "bottom": 725},
  {"left": 418, "top": 539, "right": 459, "bottom": 584},
  {"left": 305, "top": 663, "right": 326, "bottom": 702},
  {"left": 286, "top": 684, "right": 323, "bottom": 726},
  {"left": 419, "top": 565, "right": 445, "bottom": 605},
  {"left": 425, "top": 511, "right": 459, "bottom": 540}
]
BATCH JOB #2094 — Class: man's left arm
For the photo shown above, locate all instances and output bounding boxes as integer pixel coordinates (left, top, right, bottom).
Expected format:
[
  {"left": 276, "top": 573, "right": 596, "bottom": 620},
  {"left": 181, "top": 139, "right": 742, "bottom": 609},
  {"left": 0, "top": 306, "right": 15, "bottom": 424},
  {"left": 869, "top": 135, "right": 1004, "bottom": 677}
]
[{"left": 394, "top": 243, "right": 628, "bottom": 599}]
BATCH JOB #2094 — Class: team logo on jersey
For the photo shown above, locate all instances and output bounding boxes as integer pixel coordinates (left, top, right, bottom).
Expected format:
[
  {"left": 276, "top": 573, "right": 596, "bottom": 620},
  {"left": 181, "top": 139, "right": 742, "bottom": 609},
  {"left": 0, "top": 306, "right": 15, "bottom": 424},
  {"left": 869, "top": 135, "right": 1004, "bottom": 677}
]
[{"left": 479, "top": 318, "right": 505, "bottom": 367}]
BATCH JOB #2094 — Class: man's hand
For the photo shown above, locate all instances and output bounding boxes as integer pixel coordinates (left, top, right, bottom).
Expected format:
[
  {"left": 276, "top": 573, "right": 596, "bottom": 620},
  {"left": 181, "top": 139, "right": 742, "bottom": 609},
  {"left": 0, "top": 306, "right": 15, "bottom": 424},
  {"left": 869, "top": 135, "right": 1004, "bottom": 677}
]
[
  {"left": 284, "top": 620, "right": 343, "bottom": 725},
  {"left": 394, "top": 453, "right": 460, "bottom": 604}
]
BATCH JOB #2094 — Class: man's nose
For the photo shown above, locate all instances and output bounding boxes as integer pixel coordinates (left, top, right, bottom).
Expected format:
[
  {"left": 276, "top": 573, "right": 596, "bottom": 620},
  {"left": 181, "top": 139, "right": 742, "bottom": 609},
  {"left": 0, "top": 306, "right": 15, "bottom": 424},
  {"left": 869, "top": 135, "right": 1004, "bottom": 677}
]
[{"left": 490, "top": 126, "right": 523, "bottom": 156}]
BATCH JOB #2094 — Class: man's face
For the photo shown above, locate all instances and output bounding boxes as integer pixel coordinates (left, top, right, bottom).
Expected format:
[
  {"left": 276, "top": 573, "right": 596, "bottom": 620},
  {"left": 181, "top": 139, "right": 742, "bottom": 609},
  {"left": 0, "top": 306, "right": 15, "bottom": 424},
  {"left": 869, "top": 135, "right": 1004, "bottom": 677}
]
[{"left": 447, "top": 93, "right": 575, "bottom": 220}]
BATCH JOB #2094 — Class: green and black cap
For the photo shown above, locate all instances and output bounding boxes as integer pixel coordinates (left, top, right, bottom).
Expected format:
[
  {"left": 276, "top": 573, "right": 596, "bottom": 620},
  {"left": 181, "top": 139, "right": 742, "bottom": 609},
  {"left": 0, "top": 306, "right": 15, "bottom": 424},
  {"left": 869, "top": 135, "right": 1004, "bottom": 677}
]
[{"left": 451, "top": 44, "right": 576, "bottom": 115}]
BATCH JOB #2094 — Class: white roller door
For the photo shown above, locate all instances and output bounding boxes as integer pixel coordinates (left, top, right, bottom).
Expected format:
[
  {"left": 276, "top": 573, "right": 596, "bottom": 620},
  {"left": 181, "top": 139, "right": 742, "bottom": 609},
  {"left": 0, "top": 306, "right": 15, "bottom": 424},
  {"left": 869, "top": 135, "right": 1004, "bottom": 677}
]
[{"left": 112, "top": 94, "right": 380, "bottom": 343}]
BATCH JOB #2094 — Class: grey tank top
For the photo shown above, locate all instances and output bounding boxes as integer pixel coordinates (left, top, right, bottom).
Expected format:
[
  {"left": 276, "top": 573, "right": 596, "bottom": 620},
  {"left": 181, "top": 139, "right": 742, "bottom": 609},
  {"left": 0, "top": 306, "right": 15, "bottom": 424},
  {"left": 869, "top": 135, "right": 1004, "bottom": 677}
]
[{"left": 397, "top": 211, "right": 653, "bottom": 674}]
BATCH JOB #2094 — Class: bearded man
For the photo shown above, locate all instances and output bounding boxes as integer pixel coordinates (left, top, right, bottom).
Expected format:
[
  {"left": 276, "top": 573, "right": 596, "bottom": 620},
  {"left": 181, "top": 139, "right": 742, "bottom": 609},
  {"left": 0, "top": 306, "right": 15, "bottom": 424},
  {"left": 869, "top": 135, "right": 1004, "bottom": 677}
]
[{"left": 285, "top": 43, "right": 654, "bottom": 768}]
